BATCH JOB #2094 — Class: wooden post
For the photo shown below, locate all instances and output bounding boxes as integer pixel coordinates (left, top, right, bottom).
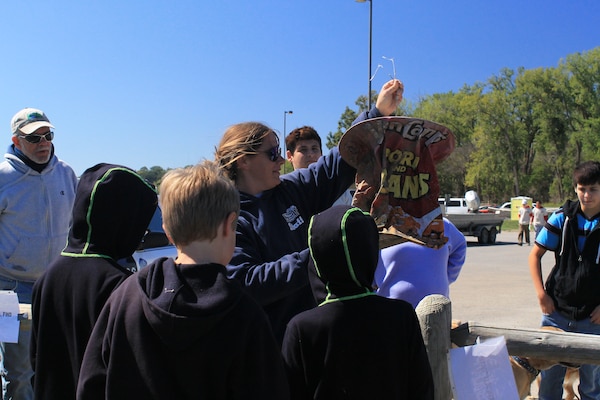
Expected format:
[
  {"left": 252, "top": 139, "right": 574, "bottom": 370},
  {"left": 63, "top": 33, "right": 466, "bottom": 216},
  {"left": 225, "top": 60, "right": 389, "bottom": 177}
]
[{"left": 415, "top": 294, "right": 452, "bottom": 400}]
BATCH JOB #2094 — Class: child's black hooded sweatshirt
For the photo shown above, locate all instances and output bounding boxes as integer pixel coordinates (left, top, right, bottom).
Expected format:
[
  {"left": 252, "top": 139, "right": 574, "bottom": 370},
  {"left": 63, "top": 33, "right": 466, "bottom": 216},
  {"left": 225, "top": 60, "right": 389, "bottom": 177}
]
[
  {"left": 31, "top": 163, "right": 158, "bottom": 400},
  {"left": 77, "top": 258, "right": 290, "bottom": 399},
  {"left": 281, "top": 205, "right": 434, "bottom": 399}
]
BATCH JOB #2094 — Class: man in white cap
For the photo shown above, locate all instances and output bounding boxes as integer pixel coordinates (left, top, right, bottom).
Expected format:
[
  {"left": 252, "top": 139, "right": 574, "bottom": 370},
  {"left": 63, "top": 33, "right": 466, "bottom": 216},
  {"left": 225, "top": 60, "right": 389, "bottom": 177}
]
[
  {"left": 517, "top": 198, "right": 533, "bottom": 246},
  {"left": 0, "top": 108, "right": 77, "bottom": 399}
]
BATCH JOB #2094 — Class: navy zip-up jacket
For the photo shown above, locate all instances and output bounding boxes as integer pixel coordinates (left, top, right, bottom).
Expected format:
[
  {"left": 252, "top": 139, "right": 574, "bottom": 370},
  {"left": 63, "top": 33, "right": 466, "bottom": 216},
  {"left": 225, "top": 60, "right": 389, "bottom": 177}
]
[{"left": 227, "top": 146, "right": 356, "bottom": 344}]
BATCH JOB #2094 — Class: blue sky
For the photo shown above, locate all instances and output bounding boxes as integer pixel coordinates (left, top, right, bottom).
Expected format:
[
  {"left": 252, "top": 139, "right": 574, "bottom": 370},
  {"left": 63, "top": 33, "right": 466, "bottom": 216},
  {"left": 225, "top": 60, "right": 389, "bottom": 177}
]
[{"left": 1, "top": 0, "right": 598, "bottom": 176}]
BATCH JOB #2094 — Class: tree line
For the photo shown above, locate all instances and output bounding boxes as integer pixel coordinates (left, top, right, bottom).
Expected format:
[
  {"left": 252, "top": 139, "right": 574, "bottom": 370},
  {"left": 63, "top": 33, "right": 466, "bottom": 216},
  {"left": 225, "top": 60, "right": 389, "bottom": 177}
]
[
  {"left": 139, "top": 47, "right": 599, "bottom": 205},
  {"left": 327, "top": 47, "right": 600, "bottom": 205}
]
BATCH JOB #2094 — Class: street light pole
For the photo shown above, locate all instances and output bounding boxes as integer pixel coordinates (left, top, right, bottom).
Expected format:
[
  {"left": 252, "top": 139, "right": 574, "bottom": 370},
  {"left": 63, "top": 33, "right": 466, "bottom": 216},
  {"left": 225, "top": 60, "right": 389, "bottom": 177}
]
[
  {"left": 356, "top": 0, "right": 372, "bottom": 110},
  {"left": 283, "top": 110, "right": 293, "bottom": 173}
]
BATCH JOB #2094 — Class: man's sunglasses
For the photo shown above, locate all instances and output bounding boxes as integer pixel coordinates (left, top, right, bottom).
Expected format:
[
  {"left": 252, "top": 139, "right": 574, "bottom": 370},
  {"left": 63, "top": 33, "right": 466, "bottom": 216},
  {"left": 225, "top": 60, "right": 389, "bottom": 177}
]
[
  {"left": 18, "top": 131, "right": 54, "bottom": 144},
  {"left": 259, "top": 146, "right": 281, "bottom": 162}
]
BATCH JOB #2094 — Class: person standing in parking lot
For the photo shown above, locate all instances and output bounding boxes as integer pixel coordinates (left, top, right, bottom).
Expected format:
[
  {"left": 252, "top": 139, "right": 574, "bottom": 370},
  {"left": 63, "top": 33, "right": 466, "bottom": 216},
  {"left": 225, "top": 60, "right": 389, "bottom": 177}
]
[
  {"left": 31, "top": 163, "right": 157, "bottom": 400},
  {"left": 374, "top": 217, "right": 467, "bottom": 308},
  {"left": 0, "top": 108, "right": 78, "bottom": 400},
  {"left": 531, "top": 200, "right": 549, "bottom": 240},
  {"left": 529, "top": 161, "right": 600, "bottom": 399},
  {"left": 517, "top": 199, "right": 533, "bottom": 246}
]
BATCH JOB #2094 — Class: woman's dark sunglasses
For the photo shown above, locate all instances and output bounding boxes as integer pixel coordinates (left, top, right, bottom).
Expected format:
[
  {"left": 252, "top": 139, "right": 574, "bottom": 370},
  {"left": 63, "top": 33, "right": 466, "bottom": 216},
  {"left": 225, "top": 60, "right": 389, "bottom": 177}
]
[
  {"left": 259, "top": 146, "right": 281, "bottom": 162},
  {"left": 18, "top": 131, "right": 54, "bottom": 144}
]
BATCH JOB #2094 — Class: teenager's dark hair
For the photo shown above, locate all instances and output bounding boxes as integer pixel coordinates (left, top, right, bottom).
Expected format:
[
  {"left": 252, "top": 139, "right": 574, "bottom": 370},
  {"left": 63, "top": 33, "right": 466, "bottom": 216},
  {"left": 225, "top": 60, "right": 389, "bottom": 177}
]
[
  {"left": 573, "top": 161, "right": 600, "bottom": 186},
  {"left": 285, "top": 126, "right": 322, "bottom": 153}
]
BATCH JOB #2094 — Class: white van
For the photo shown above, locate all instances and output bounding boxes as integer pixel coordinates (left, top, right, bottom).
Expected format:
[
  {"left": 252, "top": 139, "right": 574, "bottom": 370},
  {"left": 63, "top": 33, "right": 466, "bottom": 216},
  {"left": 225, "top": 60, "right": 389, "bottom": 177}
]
[{"left": 438, "top": 197, "right": 470, "bottom": 214}]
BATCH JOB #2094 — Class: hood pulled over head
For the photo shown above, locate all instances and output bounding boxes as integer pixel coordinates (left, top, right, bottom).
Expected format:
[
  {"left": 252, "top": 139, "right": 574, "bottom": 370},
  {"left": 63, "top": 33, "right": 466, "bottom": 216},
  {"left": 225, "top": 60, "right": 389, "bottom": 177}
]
[
  {"left": 309, "top": 205, "right": 379, "bottom": 301},
  {"left": 63, "top": 163, "right": 158, "bottom": 260}
]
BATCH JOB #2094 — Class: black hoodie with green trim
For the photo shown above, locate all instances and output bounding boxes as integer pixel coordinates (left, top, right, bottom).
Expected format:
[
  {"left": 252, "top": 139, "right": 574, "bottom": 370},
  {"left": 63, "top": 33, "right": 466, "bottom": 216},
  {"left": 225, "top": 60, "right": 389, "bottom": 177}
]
[
  {"left": 31, "top": 163, "right": 158, "bottom": 400},
  {"left": 282, "top": 205, "right": 434, "bottom": 399},
  {"left": 77, "top": 258, "right": 290, "bottom": 399}
]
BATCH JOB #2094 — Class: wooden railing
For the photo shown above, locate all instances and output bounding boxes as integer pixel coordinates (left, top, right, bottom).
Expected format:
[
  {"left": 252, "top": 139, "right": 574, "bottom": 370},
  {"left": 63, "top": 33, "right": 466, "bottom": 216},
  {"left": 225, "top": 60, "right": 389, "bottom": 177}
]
[{"left": 414, "top": 294, "right": 600, "bottom": 400}]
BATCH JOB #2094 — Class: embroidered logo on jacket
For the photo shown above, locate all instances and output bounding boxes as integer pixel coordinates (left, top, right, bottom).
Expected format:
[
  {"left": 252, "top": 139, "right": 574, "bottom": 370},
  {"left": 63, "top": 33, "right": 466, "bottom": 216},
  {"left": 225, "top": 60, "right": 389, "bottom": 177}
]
[{"left": 283, "top": 205, "right": 304, "bottom": 231}]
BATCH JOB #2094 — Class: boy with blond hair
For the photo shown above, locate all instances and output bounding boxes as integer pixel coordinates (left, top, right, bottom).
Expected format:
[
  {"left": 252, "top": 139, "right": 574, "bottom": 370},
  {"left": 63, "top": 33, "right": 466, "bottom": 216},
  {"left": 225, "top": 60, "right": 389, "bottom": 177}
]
[{"left": 77, "top": 160, "right": 289, "bottom": 400}]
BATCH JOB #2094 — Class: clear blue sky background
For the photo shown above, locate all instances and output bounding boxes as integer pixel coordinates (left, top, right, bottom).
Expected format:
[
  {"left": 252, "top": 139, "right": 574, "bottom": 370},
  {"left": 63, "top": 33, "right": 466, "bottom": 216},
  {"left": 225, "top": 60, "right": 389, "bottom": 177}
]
[{"left": 1, "top": 1, "right": 598, "bottom": 176}]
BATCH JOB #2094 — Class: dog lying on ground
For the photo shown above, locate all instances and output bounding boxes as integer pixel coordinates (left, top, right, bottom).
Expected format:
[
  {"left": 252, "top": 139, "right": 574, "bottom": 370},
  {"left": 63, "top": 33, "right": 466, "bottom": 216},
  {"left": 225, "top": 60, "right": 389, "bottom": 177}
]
[
  {"left": 510, "top": 326, "right": 580, "bottom": 400},
  {"left": 510, "top": 355, "right": 579, "bottom": 399}
]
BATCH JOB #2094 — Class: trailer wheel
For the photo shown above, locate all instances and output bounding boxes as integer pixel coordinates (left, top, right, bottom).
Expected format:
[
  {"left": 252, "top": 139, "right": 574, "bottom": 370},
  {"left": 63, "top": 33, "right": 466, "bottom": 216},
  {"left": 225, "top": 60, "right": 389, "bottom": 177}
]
[
  {"left": 478, "top": 228, "right": 490, "bottom": 244},
  {"left": 489, "top": 227, "right": 498, "bottom": 244}
]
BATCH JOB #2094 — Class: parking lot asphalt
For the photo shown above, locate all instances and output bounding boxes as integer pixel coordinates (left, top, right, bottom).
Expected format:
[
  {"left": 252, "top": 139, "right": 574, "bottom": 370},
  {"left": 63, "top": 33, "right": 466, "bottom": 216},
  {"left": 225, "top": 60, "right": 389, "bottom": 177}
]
[{"left": 449, "top": 230, "right": 547, "bottom": 329}]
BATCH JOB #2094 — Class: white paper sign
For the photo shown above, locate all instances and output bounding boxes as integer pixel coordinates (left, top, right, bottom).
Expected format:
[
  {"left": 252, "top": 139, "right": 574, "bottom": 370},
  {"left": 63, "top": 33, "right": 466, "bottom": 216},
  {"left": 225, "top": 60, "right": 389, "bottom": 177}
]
[
  {"left": 0, "top": 291, "right": 21, "bottom": 343},
  {"left": 449, "top": 336, "right": 519, "bottom": 400}
]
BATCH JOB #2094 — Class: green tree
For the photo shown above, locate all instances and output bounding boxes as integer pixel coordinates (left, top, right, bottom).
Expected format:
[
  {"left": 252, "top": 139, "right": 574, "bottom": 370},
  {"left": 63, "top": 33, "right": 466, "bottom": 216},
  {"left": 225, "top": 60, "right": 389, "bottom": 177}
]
[
  {"left": 467, "top": 68, "right": 534, "bottom": 199},
  {"left": 563, "top": 48, "right": 600, "bottom": 163},
  {"left": 137, "top": 166, "right": 168, "bottom": 186},
  {"left": 327, "top": 92, "right": 413, "bottom": 149},
  {"left": 414, "top": 85, "right": 482, "bottom": 198},
  {"left": 331, "top": 46, "right": 600, "bottom": 204},
  {"left": 517, "top": 67, "right": 572, "bottom": 200},
  {"left": 326, "top": 106, "right": 359, "bottom": 149}
]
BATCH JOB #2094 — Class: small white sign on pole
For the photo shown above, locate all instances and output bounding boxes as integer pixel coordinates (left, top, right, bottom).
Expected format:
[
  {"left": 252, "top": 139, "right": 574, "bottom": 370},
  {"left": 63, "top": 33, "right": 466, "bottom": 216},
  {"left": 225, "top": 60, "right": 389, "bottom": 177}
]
[{"left": 0, "top": 291, "right": 21, "bottom": 343}]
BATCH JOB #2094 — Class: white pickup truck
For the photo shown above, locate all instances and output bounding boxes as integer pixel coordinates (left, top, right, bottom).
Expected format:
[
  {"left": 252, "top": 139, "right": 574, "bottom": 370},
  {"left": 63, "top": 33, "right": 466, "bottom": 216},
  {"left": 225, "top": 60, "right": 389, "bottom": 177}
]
[{"left": 439, "top": 192, "right": 507, "bottom": 244}]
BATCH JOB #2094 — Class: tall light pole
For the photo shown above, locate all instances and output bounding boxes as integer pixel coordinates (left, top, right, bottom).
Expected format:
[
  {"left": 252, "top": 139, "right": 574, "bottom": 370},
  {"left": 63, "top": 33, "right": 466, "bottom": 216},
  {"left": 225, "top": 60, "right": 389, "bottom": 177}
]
[
  {"left": 356, "top": 0, "right": 372, "bottom": 110},
  {"left": 283, "top": 110, "right": 293, "bottom": 173}
]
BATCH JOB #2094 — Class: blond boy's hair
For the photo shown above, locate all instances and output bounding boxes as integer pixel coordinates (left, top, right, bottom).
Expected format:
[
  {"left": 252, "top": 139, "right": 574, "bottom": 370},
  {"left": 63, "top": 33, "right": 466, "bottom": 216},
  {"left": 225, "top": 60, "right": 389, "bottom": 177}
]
[{"left": 159, "top": 160, "right": 239, "bottom": 246}]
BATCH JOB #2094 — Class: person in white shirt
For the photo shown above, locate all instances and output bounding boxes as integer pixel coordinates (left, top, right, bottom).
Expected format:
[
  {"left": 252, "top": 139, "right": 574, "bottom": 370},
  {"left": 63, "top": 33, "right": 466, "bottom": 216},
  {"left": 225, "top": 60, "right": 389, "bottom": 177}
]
[
  {"left": 517, "top": 199, "right": 533, "bottom": 246},
  {"left": 531, "top": 200, "right": 549, "bottom": 240}
]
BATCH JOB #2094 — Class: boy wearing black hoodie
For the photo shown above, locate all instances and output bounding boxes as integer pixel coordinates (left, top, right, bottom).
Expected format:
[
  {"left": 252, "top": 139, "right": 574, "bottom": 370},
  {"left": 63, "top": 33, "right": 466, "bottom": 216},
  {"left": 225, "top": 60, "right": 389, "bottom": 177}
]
[
  {"left": 77, "top": 161, "right": 289, "bottom": 400},
  {"left": 31, "top": 163, "right": 158, "bottom": 400},
  {"left": 281, "top": 205, "right": 434, "bottom": 399}
]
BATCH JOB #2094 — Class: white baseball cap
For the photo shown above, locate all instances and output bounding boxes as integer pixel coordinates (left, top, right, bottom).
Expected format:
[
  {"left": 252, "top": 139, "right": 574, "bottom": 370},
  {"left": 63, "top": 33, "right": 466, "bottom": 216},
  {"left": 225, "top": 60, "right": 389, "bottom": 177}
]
[{"left": 11, "top": 108, "right": 54, "bottom": 135}]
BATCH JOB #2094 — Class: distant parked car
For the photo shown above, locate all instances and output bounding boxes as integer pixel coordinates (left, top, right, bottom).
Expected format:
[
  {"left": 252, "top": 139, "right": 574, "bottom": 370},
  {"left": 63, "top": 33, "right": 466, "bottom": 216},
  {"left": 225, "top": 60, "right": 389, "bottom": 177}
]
[
  {"left": 118, "top": 206, "right": 177, "bottom": 272},
  {"left": 491, "top": 202, "right": 511, "bottom": 218},
  {"left": 438, "top": 197, "right": 470, "bottom": 214},
  {"left": 497, "top": 202, "right": 511, "bottom": 210}
]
